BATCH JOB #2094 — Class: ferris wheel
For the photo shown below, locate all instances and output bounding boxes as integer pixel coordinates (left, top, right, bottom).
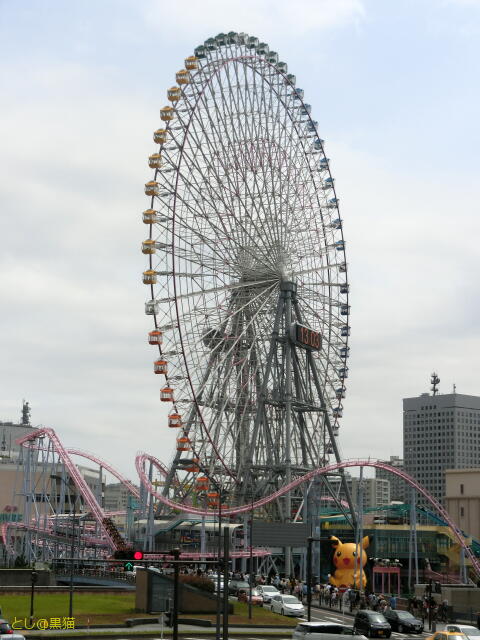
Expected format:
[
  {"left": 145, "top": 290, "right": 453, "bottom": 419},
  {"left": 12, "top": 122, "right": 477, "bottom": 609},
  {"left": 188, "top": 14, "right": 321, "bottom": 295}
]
[{"left": 142, "top": 32, "right": 352, "bottom": 521}]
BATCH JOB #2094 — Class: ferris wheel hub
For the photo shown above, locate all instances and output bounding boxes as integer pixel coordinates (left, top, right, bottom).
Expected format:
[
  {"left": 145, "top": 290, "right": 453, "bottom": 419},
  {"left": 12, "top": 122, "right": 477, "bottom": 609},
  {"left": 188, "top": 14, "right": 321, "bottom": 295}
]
[{"left": 280, "top": 280, "right": 297, "bottom": 293}]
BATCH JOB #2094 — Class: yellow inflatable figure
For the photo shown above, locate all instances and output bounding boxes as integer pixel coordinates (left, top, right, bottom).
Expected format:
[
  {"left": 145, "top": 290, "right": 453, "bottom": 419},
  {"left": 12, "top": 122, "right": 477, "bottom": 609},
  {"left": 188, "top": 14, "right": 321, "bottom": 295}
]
[{"left": 329, "top": 535, "right": 369, "bottom": 589}]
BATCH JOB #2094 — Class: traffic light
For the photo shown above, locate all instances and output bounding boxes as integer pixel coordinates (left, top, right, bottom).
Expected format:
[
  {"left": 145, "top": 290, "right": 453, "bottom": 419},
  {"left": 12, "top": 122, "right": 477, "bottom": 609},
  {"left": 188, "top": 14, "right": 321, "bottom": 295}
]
[
  {"left": 123, "top": 561, "right": 134, "bottom": 572},
  {"left": 133, "top": 550, "right": 144, "bottom": 561},
  {"left": 164, "top": 610, "right": 173, "bottom": 627},
  {"left": 31, "top": 571, "right": 38, "bottom": 584}
]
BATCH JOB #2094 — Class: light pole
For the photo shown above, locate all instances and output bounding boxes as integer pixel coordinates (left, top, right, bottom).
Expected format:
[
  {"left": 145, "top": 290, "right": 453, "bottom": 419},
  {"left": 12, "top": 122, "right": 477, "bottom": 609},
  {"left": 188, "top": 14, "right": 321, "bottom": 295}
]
[
  {"left": 69, "top": 497, "right": 76, "bottom": 617},
  {"left": 216, "top": 494, "right": 222, "bottom": 640},
  {"left": 171, "top": 548, "right": 180, "bottom": 640},
  {"left": 248, "top": 491, "right": 254, "bottom": 620},
  {"left": 175, "top": 460, "right": 224, "bottom": 640}
]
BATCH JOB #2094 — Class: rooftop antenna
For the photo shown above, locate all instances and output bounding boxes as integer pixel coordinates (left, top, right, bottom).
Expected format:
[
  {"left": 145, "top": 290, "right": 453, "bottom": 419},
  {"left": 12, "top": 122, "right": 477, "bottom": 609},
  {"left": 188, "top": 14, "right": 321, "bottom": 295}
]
[
  {"left": 453, "top": 383, "right": 456, "bottom": 394},
  {"left": 21, "top": 399, "right": 31, "bottom": 426},
  {"left": 431, "top": 372, "right": 440, "bottom": 396}
]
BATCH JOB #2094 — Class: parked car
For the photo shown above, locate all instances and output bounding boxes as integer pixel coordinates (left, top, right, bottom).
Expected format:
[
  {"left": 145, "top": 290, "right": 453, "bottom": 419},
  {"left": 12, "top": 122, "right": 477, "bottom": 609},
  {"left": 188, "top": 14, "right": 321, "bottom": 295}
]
[
  {"left": 446, "top": 626, "right": 480, "bottom": 640},
  {"left": 237, "top": 587, "right": 264, "bottom": 605},
  {"left": 0, "top": 619, "right": 26, "bottom": 640},
  {"left": 353, "top": 610, "right": 391, "bottom": 638},
  {"left": 383, "top": 610, "right": 424, "bottom": 633},
  {"left": 293, "top": 622, "right": 367, "bottom": 640},
  {"left": 257, "top": 584, "right": 280, "bottom": 603},
  {"left": 270, "top": 594, "right": 305, "bottom": 616},
  {"left": 228, "top": 579, "right": 251, "bottom": 595}
]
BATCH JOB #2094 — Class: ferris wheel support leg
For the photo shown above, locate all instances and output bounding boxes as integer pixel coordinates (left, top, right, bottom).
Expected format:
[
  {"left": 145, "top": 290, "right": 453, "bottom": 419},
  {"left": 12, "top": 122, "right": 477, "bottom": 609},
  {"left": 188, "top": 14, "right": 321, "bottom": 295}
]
[
  {"left": 239, "top": 291, "right": 285, "bottom": 504},
  {"left": 293, "top": 299, "right": 357, "bottom": 529}
]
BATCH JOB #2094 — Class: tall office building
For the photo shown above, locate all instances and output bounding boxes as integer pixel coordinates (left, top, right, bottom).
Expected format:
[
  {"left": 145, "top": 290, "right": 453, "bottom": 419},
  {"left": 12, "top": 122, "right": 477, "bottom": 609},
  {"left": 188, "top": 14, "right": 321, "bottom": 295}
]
[
  {"left": 403, "top": 381, "right": 480, "bottom": 506},
  {"left": 375, "top": 455, "right": 405, "bottom": 502},
  {"left": 327, "top": 473, "right": 391, "bottom": 509}
]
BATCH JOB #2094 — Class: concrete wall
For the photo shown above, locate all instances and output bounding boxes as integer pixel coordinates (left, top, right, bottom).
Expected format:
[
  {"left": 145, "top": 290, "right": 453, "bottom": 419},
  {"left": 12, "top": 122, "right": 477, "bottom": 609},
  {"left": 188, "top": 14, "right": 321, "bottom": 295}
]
[
  {"left": 415, "top": 584, "right": 480, "bottom": 614},
  {"left": 136, "top": 570, "right": 224, "bottom": 614},
  {"left": 0, "top": 569, "right": 54, "bottom": 586}
]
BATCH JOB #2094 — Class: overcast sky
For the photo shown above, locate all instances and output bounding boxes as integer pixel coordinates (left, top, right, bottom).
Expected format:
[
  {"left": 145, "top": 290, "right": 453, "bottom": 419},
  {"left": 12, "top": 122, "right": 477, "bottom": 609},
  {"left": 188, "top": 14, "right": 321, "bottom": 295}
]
[{"left": 1, "top": 0, "right": 479, "bottom": 483}]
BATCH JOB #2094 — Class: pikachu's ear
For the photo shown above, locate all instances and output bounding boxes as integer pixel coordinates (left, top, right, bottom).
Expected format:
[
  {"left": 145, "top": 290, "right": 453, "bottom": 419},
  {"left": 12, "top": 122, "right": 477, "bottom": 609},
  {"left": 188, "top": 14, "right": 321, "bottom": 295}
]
[
  {"left": 330, "top": 535, "right": 341, "bottom": 549},
  {"left": 362, "top": 535, "right": 370, "bottom": 550}
]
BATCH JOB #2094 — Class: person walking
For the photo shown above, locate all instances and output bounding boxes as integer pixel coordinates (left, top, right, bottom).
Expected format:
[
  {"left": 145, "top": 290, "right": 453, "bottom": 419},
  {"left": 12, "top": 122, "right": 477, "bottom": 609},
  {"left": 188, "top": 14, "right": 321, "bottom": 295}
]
[{"left": 349, "top": 588, "right": 357, "bottom": 612}]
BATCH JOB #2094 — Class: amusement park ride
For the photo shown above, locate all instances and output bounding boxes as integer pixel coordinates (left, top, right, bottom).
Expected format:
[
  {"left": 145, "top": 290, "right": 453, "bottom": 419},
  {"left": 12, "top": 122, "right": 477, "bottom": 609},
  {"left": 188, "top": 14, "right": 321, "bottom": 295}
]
[{"left": 2, "top": 32, "right": 480, "bottom": 581}]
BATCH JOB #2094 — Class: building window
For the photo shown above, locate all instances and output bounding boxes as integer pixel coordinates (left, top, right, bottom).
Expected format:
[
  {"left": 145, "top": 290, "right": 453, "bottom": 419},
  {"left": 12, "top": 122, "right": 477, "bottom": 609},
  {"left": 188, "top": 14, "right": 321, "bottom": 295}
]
[
  {"left": 460, "top": 506, "right": 464, "bottom": 517},
  {"left": 460, "top": 483, "right": 464, "bottom": 495}
]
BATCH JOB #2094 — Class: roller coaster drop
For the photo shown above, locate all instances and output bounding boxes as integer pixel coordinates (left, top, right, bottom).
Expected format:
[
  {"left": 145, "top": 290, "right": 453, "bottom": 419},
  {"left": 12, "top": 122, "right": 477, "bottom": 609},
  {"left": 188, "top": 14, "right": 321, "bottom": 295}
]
[{"left": 2, "top": 426, "right": 479, "bottom": 580}]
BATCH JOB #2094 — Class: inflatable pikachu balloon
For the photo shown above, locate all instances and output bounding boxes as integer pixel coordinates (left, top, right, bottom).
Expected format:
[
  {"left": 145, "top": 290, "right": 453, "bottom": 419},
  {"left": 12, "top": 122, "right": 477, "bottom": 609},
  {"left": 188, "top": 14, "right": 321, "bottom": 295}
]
[{"left": 328, "top": 535, "right": 369, "bottom": 588}]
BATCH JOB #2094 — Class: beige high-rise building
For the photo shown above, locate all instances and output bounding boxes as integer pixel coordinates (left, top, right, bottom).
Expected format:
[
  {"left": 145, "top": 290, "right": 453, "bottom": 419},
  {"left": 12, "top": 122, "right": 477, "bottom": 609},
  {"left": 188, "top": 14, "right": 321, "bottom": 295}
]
[{"left": 445, "top": 469, "right": 480, "bottom": 540}]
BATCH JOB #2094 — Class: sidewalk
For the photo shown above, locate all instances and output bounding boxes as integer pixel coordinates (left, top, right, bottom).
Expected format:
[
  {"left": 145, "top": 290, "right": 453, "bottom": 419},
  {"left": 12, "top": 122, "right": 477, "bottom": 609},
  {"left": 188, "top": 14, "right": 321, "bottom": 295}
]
[
  {"left": 24, "top": 623, "right": 294, "bottom": 640},
  {"left": 23, "top": 623, "right": 296, "bottom": 639}
]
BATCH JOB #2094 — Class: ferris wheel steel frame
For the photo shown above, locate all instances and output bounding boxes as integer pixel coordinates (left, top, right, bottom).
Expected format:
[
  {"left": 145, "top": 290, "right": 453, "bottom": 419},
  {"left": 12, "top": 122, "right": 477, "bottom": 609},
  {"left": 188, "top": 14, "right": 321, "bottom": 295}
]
[{"left": 142, "top": 33, "right": 354, "bottom": 533}]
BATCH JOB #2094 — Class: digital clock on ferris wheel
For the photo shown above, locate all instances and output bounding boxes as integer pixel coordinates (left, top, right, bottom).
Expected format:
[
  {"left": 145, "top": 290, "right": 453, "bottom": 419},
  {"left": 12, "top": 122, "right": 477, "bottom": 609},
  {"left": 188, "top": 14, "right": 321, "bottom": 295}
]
[{"left": 291, "top": 323, "right": 322, "bottom": 351}]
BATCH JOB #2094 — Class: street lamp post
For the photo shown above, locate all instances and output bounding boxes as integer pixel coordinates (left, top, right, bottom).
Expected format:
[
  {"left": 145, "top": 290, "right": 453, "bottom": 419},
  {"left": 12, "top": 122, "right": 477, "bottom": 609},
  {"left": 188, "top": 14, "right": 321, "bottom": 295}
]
[
  {"left": 175, "top": 459, "right": 224, "bottom": 640},
  {"left": 248, "top": 492, "right": 254, "bottom": 621},
  {"left": 29, "top": 571, "right": 38, "bottom": 625},
  {"left": 172, "top": 548, "right": 180, "bottom": 640},
  {"left": 216, "top": 496, "right": 222, "bottom": 640},
  {"left": 307, "top": 536, "right": 330, "bottom": 621},
  {"left": 69, "top": 498, "right": 76, "bottom": 618}
]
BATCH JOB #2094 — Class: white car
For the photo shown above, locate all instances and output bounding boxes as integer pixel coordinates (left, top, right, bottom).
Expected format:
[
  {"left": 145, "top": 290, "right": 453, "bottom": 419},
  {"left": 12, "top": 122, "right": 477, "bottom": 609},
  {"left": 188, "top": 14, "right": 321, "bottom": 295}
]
[
  {"left": 257, "top": 584, "right": 280, "bottom": 603},
  {"left": 270, "top": 594, "right": 305, "bottom": 616},
  {"left": 446, "top": 626, "right": 480, "bottom": 640},
  {"left": 293, "top": 622, "right": 367, "bottom": 640}
]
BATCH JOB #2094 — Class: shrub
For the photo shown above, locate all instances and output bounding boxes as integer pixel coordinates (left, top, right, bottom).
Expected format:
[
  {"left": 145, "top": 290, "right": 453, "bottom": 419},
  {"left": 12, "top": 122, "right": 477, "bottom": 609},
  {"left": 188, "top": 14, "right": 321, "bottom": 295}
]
[{"left": 179, "top": 574, "right": 215, "bottom": 593}]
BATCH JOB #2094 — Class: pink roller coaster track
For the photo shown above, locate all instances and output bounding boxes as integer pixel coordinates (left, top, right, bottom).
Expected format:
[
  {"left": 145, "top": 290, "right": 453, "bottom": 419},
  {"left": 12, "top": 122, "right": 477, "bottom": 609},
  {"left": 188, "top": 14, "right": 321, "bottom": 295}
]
[{"left": 2, "top": 428, "right": 479, "bottom": 578}]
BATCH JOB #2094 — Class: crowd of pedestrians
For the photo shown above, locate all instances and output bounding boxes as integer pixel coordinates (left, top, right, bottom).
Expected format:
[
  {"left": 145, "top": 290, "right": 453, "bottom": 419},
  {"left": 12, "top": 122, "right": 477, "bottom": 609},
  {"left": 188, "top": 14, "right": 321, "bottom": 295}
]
[
  {"left": 182, "top": 567, "right": 448, "bottom": 624},
  {"left": 226, "top": 571, "right": 402, "bottom": 615}
]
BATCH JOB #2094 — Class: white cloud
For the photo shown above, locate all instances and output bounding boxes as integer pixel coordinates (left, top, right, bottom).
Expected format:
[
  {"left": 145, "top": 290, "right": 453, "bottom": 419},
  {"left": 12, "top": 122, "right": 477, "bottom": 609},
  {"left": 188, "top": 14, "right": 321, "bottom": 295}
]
[{"left": 143, "top": 0, "right": 365, "bottom": 39}]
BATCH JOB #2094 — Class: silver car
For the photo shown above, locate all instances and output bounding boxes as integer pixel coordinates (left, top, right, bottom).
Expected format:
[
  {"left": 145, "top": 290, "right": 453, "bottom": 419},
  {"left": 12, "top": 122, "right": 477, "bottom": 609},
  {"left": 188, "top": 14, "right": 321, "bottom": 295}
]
[
  {"left": 293, "top": 622, "right": 368, "bottom": 640},
  {"left": 271, "top": 594, "right": 305, "bottom": 616}
]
